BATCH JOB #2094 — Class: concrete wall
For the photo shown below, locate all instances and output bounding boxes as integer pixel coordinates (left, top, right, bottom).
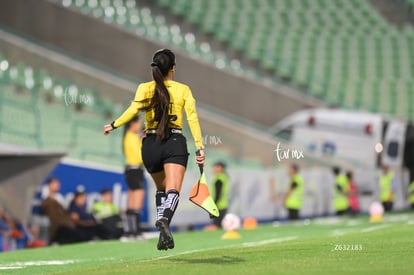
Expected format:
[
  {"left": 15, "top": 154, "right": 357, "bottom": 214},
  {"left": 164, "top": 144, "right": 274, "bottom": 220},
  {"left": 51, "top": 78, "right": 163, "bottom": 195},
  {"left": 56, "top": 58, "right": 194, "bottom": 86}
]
[
  {"left": 0, "top": 153, "right": 63, "bottom": 222},
  {"left": 0, "top": 0, "right": 322, "bottom": 127}
]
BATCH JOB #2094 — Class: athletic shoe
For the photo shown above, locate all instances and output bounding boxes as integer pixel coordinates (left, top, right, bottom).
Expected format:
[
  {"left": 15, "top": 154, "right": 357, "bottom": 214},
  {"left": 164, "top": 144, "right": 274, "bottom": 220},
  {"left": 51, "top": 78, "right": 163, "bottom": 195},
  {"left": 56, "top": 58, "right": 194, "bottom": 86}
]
[
  {"left": 157, "top": 232, "right": 168, "bottom": 251},
  {"left": 155, "top": 217, "right": 174, "bottom": 250}
]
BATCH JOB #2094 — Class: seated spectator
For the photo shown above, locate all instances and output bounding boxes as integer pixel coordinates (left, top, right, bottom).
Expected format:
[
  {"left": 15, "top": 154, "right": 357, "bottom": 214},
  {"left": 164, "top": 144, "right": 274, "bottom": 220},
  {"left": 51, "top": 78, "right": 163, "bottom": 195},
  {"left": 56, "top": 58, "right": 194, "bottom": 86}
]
[
  {"left": 41, "top": 178, "right": 88, "bottom": 244},
  {"left": 68, "top": 190, "right": 112, "bottom": 240},
  {"left": 25, "top": 224, "right": 47, "bottom": 249},
  {"left": 0, "top": 206, "right": 12, "bottom": 252},
  {"left": 0, "top": 205, "right": 45, "bottom": 252},
  {"left": 92, "top": 188, "right": 124, "bottom": 239}
]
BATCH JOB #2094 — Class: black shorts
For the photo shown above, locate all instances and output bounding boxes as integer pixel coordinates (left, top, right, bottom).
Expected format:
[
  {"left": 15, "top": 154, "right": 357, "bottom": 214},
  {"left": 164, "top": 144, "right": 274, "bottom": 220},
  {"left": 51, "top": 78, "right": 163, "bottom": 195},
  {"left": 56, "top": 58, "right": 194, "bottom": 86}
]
[
  {"left": 125, "top": 167, "right": 145, "bottom": 190},
  {"left": 142, "top": 133, "right": 189, "bottom": 173}
]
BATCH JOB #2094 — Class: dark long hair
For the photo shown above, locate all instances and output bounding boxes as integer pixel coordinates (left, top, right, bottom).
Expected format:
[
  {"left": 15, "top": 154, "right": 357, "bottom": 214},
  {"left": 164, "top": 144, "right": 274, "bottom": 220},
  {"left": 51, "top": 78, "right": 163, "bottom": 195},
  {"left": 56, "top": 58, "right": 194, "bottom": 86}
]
[
  {"left": 139, "top": 49, "right": 175, "bottom": 139},
  {"left": 123, "top": 115, "right": 140, "bottom": 155}
]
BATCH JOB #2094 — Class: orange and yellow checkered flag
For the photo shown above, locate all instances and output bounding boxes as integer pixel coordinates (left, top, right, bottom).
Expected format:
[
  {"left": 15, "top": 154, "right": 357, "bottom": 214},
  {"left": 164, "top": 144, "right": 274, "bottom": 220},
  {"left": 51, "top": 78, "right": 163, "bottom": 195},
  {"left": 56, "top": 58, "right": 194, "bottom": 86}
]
[{"left": 189, "top": 160, "right": 219, "bottom": 218}]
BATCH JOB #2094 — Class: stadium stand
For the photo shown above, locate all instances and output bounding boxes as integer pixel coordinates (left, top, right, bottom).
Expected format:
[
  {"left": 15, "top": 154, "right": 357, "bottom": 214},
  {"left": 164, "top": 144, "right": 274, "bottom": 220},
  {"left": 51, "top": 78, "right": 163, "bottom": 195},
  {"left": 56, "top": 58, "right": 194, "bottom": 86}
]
[
  {"left": 0, "top": 50, "right": 265, "bottom": 168},
  {"left": 155, "top": 0, "right": 414, "bottom": 118},
  {"left": 58, "top": 0, "right": 250, "bottom": 76},
  {"left": 0, "top": 51, "right": 125, "bottom": 166},
  {"left": 54, "top": 0, "right": 414, "bottom": 121}
]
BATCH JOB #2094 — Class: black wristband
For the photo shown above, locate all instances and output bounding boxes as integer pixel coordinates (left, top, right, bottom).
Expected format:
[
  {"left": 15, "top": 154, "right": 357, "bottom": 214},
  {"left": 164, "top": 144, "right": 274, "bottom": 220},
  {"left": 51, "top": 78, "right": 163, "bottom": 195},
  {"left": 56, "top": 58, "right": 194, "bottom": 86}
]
[{"left": 110, "top": 121, "right": 117, "bottom": 129}]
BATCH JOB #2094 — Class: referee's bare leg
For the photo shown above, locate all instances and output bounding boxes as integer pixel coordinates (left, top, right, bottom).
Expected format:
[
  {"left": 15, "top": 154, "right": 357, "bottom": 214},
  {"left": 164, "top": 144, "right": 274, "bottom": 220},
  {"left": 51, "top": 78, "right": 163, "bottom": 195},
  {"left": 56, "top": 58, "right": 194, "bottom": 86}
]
[
  {"left": 151, "top": 164, "right": 185, "bottom": 250},
  {"left": 151, "top": 163, "right": 185, "bottom": 223}
]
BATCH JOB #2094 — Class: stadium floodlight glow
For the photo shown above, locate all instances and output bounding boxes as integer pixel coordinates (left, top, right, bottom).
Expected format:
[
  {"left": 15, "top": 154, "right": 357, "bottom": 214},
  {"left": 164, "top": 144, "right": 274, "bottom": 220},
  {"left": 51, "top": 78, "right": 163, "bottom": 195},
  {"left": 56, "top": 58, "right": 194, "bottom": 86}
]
[
  {"left": 125, "top": 0, "right": 136, "bottom": 9},
  {"left": 104, "top": 6, "right": 115, "bottom": 18},
  {"left": 0, "top": 60, "right": 9, "bottom": 71},
  {"left": 68, "top": 85, "right": 79, "bottom": 97},
  {"left": 43, "top": 78, "right": 53, "bottom": 90},
  {"left": 25, "top": 78, "right": 35, "bottom": 89},
  {"left": 200, "top": 42, "right": 211, "bottom": 53},
  {"left": 24, "top": 67, "right": 33, "bottom": 77},
  {"left": 185, "top": 33, "right": 195, "bottom": 44},
  {"left": 75, "top": 0, "right": 86, "bottom": 8},
  {"left": 375, "top": 142, "right": 383, "bottom": 153},
  {"left": 170, "top": 24, "right": 181, "bottom": 35},
  {"left": 9, "top": 67, "right": 17, "bottom": 79},
  {"left": 62, "top": 0, "right": 71, "bottom": 8},
  {"left": 88, "top": 0, "right": 98, "bottom": 8},
  {"left": 215, "top": 59, "right": 226, "bottom": 69},
  {"left": 54, "top": 85, "right": 64, "bottom": 97}
]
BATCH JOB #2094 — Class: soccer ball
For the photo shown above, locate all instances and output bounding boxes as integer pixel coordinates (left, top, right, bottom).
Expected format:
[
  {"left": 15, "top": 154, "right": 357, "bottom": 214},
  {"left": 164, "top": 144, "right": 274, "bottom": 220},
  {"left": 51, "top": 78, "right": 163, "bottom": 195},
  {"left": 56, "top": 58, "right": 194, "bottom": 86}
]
[
  {"left": 369, "top": 202, "right": 384, "bottom": 216},
  {"left": 221, "top": 213, "right": 241, "bottom": 232}
]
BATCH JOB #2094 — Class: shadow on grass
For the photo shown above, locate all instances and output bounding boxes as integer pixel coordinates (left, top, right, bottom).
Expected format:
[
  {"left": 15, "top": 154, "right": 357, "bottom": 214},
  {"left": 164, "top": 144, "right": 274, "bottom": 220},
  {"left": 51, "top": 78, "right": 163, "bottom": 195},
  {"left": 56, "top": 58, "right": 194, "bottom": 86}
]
[{"left": 168, "top": 255, "right": 245, "bottom": 265}]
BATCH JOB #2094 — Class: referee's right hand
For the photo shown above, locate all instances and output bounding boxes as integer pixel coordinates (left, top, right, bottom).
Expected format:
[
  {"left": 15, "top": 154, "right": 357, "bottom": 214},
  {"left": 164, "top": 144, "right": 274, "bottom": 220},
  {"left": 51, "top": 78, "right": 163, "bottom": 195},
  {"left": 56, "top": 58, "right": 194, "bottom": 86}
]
[
  {"left": 103, "top": 124, "right": 113, "bottom": 135},
  {"left": 195, "top": 148, "right": 205, "bottom": 165}
]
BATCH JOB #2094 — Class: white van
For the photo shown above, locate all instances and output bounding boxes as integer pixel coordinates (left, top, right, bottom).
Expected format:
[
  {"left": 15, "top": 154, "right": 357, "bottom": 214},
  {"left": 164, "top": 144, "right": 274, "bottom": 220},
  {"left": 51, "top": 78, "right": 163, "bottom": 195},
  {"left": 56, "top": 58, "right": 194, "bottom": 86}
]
[
  {"left": 269, "top": 108, "right": 414, "bottom": 211},
  {"left": 269, "top": 108, "right": 414, "bottom": 172}
]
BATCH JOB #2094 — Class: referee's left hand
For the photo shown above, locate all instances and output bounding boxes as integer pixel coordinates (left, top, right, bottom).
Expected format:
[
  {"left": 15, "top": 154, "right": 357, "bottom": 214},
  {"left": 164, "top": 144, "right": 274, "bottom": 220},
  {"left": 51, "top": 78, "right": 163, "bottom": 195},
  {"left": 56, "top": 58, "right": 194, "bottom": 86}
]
[
  {"left": 195, "top": 148, "right": 205, "bottom": 165},
  {"left": 103, "top": 124, "right": 113, "bottom": 135}
]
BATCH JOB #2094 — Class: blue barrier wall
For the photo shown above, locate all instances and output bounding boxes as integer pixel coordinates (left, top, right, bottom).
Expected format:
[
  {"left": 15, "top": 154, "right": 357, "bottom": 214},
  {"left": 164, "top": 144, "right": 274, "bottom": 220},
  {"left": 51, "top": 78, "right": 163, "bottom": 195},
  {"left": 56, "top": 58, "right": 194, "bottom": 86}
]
[{"left": 32, "top": 161, "right": 149, "bottom": 223}]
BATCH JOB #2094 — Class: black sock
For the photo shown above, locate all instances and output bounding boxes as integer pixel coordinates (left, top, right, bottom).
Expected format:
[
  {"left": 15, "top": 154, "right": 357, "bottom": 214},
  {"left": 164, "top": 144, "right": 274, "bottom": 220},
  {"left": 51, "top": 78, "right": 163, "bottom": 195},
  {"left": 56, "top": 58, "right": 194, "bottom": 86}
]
[
  {"left": 126, "top": 209, "right": 141, "bottom": 236},
  {"left": 156, "top": 190, "right": 166, "bottom": 221},
  {"left": 162, "top": 190, "right": 179, "bottom": 223}
]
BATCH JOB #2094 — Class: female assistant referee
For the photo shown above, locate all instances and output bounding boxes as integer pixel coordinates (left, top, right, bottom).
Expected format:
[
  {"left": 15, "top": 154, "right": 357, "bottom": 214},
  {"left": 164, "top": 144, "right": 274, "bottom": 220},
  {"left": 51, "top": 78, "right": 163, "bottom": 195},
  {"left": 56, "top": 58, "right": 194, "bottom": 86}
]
[
  {"left": 103, "top": 49, "right": 205, "bottom": 250},
  {"left": 121, "top": 116, "right": 145, "bottom": 241}
]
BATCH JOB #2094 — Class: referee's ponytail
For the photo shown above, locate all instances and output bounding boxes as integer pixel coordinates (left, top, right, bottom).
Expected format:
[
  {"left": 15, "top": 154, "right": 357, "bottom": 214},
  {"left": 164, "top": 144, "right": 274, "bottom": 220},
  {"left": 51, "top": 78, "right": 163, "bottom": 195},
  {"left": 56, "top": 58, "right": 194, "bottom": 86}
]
[{"left": 140, "top": 49, "right": 176, "bottom": 139}]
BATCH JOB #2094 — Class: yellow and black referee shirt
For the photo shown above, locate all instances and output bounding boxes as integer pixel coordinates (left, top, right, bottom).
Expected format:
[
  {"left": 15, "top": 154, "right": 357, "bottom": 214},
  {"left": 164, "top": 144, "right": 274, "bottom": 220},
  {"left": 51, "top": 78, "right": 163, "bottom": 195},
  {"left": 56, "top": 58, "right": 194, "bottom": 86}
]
[
  {"left": 113, "top": 80, "right": 203, "bottom": 148},
  {"left": 123, "top": 131, "right": 143, "bottom": 166}
]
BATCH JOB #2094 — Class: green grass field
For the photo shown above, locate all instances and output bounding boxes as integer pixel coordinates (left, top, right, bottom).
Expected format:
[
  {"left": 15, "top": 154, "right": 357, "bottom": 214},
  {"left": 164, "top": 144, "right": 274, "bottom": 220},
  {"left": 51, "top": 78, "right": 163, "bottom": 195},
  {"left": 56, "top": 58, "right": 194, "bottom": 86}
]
[{"left": 1, "top": 213, "right": 414, "bottom": 275}]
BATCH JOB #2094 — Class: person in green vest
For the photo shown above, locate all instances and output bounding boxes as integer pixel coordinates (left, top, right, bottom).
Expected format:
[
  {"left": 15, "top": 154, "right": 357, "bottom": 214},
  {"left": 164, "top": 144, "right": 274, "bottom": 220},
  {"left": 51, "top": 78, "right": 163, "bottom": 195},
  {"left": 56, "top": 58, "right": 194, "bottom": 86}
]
[
  {"left": 332, "top": 166, "right": 350, "bottom": 216},
  {"left": 409, "top": 180, "right": 414, "bottom": 210},
  {"left": 284, "top": 164, "right": 304, "bottom": 220},
  {"left": 379, "top": 165, "right": 395, "bottom": 212},
  {"left": 92, "top": 188, "right": 124, "bottom": 239},
  {"left": 209, "top": 161, "right": 230, "bottom": 228}
]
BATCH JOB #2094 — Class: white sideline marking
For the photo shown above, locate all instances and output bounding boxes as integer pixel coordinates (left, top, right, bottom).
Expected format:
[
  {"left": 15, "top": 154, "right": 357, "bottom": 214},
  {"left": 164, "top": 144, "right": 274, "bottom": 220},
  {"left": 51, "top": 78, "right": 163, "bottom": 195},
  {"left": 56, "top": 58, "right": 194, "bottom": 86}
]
[
  {"left": 144, "top": 236, "right": 298, "bottom": 262},
  {"left": 331, "top": 230, "right": 349, "bottom": 237},
  {"left": 312, "top": 217, "right": 343, "bottom": 225},
  {"left": 360, "top": 225, "right": 390, "bottom": 233},
  {"left": 242, "top": 237, "right": 298, "bottom": 247},
  {"left": 346, "top": 220, "right": 362, "bottom": 226},
  {"left": 0, "top": 237, "right": 300, "bottom": 268},
  {"left": 0, "top": 260, "right": 78, "bottom": 270},
  {"left": 142, "top": 232, "right": 159, "bottom": 240},
  {"left": 384, "top": 214, "right": 410, "bottom": 223}
]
